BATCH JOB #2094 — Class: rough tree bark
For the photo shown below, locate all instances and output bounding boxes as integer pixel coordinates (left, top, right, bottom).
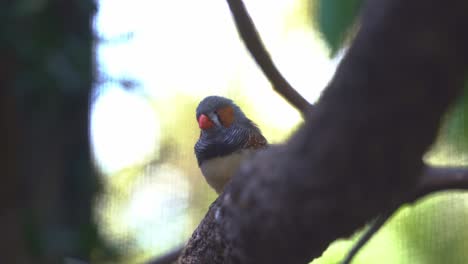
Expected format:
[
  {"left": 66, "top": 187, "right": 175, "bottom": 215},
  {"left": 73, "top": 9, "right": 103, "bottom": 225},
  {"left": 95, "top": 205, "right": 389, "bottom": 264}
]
[{"left": 179, "top": 0, "right": 468, "bottom": 263}]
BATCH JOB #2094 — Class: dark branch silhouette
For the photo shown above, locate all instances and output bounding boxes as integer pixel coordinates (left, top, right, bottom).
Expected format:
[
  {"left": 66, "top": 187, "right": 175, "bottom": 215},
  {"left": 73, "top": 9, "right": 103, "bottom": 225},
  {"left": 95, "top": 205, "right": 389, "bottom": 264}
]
[
  {"left": 413, "top": 166, "right": 468, "bottom": 201},
  {"left": 225, "top": 0, "right": 312, "bottom": 114}
]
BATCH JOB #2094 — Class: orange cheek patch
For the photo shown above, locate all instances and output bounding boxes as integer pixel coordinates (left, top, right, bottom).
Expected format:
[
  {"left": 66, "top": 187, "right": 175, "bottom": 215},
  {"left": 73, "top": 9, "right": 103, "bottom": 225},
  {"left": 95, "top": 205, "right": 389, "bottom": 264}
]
[{"left": 217, "top": 106, "right": 234, "bottom": 127}]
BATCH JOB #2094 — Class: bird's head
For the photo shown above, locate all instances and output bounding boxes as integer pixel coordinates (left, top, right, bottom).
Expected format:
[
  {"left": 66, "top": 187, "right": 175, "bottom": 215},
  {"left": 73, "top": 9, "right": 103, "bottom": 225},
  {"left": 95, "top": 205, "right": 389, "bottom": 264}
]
[
  {"left": 194, "top": 96, "right": 266, "bottom": 166},
  {"left": 195, "top": 96, "right": 249, "bottom": 133}
]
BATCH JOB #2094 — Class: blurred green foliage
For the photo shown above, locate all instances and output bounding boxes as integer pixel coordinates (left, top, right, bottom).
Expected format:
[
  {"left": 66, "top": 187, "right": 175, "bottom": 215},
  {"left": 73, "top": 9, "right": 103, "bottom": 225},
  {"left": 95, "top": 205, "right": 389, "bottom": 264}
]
[
  {"left": 313, "top": 193, "right": 468, "bottom": 264},
  {"left": 442, "top": 84, "right": 468, "bottom": 152},
  {"left": 396, "top": 193, "right": 468, "bottom": 264},
  {"left": 95, "top": 95, "right": 217, "bottom": 263},
  {"left": 314, "top": 0, "right": 362, "bottom": 56}
]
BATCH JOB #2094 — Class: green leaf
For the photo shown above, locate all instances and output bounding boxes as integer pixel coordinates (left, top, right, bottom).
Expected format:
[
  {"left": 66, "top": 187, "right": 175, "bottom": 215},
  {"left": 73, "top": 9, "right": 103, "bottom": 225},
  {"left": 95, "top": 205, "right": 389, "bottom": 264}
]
[
  {"left": 316, "top": 0, "right": 363, "bottom": 56},
  {"left": 443, "top": 82, "right": 468, "bottom": 150}
]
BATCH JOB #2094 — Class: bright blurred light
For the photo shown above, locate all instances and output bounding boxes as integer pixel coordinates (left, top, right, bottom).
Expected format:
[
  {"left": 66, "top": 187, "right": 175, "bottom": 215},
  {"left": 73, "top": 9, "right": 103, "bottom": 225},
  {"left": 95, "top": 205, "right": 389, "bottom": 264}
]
[
  {"left": 91, "top": 86, "right": 159, "bottom": 173},
  {"left": 94, "top": 0, "right": 336, "bottom": 136},
  {"left": 123, "top": 165, "right": 190, "bottom": 252},
  {"left": 94, "top": 0, "right": 242, "bottom": 99}
]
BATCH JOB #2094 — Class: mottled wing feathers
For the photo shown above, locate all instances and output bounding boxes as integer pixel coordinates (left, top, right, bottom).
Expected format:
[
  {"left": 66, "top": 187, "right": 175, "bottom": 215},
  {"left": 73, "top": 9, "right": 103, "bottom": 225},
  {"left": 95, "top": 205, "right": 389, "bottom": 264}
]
[{"left": 244, "top": 129, "right": 267, "bottom": 149}]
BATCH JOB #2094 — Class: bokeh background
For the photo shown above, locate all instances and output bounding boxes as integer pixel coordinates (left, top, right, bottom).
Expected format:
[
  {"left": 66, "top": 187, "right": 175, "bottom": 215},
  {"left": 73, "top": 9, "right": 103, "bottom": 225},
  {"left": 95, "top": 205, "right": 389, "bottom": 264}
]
[
  {"left": 93, "top": 0, "right": 468, "bottom": 263},
  {"left": 2, "top": 0, "right": 468, "bottom": 263},
  {"left": 92, "top": 0, "right": 333, "bottom": 262}
]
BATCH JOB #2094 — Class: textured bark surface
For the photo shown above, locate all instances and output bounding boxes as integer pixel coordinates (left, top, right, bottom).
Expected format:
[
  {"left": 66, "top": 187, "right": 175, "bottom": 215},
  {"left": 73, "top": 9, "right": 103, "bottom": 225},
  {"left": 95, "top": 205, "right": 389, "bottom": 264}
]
[{"left": 180, "top": 0, "right": 468, "bottom": 263}]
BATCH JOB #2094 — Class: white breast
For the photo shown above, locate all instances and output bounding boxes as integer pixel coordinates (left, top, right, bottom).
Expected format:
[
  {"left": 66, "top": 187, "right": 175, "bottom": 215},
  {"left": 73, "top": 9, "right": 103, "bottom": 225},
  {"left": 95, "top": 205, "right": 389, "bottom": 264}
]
[{"left": 200, "top": 149, "right": 253, "bottom": 194}]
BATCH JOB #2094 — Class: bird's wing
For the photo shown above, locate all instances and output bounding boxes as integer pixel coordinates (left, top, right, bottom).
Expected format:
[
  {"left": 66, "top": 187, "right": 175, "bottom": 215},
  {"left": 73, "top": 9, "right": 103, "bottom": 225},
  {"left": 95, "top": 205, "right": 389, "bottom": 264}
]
[{"left": 244, "top": 130, "right": 268, "bottom": 149}]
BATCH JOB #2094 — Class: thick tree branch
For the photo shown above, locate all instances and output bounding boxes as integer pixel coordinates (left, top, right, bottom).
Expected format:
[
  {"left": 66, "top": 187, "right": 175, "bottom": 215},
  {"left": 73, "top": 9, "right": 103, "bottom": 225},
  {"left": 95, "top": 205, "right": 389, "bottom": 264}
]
[
  {"left": 226, "top": 0, "right": 312, "bottom": 114},
  {"left": 149, "top": 166, "right": 468, "bottom": 264},
  {"left": 140, "top": 166, "right": 468, "bottom": 264},
  {"left": 178, "top": 0, "right": 468, "bottom": 263}
]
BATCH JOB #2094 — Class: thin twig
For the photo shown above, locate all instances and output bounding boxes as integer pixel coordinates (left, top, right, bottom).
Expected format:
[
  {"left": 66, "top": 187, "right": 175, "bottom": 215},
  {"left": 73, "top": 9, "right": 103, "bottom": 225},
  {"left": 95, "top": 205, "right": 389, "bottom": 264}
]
[
  {"left": 342, "top": 165, "right": 468, "bottom": 264},
  {"left": 341, "top": 210, "right": 394, "bottom": 264},
  {"left": 225, "top": 0, "right": 312, "bottom": 114}
]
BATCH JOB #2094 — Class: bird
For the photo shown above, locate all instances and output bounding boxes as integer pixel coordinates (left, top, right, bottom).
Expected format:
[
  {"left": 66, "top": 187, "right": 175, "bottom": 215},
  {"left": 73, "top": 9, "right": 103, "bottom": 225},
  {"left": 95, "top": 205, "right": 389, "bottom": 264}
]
[{"left": 194, "top": 95, "right": 267, "bottom": 194}]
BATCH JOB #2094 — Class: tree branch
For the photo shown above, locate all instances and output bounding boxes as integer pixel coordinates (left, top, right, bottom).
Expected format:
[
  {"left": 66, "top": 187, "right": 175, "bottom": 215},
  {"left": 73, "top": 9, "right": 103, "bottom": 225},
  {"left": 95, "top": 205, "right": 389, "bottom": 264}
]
[
  {"left": 178, "top": 0, "right": 468, "bottom": 263},
  {"left": 225, "top": 0, "right": 312, "bottom": 114},
  {"left": 412, "top": 166, "right": 468, "bottom": 201},
  {"left": 147, "top": 166, "right": 468, "bottom": 264}
]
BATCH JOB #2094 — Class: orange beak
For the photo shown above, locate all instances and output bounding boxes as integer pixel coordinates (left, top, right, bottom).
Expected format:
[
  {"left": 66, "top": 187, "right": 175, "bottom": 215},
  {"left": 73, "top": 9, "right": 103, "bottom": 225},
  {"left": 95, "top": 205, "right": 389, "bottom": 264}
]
[{"left": 198, "top": 114, "right": 214, "bottom": 130}]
